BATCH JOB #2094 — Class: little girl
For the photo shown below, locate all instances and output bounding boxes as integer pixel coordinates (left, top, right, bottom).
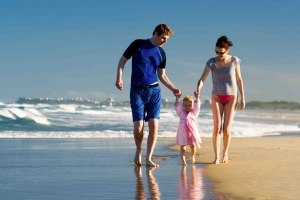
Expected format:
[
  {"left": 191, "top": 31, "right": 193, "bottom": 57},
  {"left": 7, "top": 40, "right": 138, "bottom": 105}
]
[{"left": 174, "top": 92, "right": 201, "bottom": 165}]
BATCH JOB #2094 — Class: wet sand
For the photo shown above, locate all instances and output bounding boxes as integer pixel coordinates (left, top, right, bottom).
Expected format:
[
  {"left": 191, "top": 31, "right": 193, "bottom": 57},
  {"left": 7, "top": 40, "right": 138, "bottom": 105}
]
[
  {"left": 167, "top": 136, "right": 300, "bottom": 199},
  {"left": 0, "top": 138, "right": 217, "bottom": 199}
]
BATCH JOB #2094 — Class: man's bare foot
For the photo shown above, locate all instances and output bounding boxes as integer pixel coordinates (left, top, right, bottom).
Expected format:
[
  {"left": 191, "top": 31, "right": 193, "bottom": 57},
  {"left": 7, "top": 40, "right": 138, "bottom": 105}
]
[
  {"left": 222, "top": 155, "right": 229, "bottom": 163},
  {"left": 182, "top": 162, "right": 187, "bottom": 166},
  {"left": 191, "top": 156, "right": 195, "bottom": 164},
  {"left": 146, "top": 160, "right": 159, "bottom": 168},
  {"left": 212, "top": 159, "right": 220, "bottom": 164},
  {"left": 134, "top": 150, "right": 142, "bottom": 166}
]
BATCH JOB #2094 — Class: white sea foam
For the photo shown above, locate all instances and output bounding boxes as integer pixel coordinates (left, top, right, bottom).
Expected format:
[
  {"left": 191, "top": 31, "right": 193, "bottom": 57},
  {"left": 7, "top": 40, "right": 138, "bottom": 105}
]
[
  {"left": 0, "top": 107, "right": 50, "bottom": 125},
  {"left": 0, "top": 103, "right": 299, "bottom": 138}
]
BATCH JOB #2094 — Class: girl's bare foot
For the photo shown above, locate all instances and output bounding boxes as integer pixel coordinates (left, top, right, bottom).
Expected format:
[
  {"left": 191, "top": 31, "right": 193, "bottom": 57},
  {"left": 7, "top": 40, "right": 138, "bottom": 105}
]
[
  {"left": 134, "top": 150, "right": 142, "bottom": 166},
  {"left": 146, "top": 160, "right": 159, "bottom": 168},
  {"left": 191, "top": 156, "right": 195, "bottom": 164}
]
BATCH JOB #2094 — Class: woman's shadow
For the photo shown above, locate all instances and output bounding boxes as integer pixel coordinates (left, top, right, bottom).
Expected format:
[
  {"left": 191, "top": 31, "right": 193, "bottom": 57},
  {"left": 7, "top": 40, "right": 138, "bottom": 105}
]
[{"left": 134, "top": 166, "right": 161, "bottom": 200}]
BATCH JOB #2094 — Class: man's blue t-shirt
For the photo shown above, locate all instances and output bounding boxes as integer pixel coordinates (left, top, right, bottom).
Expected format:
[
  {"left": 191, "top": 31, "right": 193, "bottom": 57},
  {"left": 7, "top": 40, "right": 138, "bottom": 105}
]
[{"left": 123, "top": 39, "right": 166, "bottom": 86}]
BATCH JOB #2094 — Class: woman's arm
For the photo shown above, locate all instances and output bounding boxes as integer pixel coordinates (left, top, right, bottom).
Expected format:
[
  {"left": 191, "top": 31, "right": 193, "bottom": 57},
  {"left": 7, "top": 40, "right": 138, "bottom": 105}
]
[
  {"left": 235, "top": 64, "right": 246, "bottom": 110},
  {"left": 195, "top": 66, "right": 211, "bottom": 98}
]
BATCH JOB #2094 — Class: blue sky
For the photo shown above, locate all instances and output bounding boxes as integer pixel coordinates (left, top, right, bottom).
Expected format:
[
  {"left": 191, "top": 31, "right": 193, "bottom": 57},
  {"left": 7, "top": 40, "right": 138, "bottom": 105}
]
[{"left": 1, "top": 0, "right": 300, "bottom": 103}]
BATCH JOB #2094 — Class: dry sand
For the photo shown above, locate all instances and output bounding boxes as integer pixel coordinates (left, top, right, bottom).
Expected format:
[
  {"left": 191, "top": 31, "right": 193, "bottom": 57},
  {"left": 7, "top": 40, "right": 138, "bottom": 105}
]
[{"left": 164, "top": 137, "right": 300, "bottom": 199}]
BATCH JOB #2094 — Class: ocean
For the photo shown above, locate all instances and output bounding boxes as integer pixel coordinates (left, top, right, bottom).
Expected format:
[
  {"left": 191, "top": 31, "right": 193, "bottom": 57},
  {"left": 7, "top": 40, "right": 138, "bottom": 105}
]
[
  {"left": 1, "top": 102, "right": 299, "bottom": 199},
  {"left": 0, "top": 102, "right": 299, "bottom": 138}
]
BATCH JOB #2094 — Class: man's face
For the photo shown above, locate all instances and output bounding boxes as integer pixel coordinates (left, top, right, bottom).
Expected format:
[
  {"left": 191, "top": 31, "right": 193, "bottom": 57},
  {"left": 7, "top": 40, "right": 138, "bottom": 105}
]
[{"left": 153, "top": 32, "right": 170, "bottom": 47}]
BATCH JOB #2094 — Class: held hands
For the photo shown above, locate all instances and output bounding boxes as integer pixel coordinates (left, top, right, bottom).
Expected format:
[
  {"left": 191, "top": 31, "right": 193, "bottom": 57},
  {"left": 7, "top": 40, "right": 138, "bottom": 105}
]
[
  {"left": 173, "top": 88, "right": 182, "bottom": 98},
  {"left": 115, "top": 79, "right": 123, "bottom": 91},
  {"left": 194, "top": 91, "right": 200, "bottom": 99}
]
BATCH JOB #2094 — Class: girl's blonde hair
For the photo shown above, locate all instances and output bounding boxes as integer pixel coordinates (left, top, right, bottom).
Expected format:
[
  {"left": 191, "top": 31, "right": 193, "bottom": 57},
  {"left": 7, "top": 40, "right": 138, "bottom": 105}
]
[{"left": 183, "top": 95, "right": 193, "bottom": 102}]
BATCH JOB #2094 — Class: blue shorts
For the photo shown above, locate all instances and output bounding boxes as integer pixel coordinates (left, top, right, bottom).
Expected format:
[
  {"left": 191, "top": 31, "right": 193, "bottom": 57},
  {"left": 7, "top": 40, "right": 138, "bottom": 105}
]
[{"left": 130, "top": 85, "right": 161, "bottom": 122}]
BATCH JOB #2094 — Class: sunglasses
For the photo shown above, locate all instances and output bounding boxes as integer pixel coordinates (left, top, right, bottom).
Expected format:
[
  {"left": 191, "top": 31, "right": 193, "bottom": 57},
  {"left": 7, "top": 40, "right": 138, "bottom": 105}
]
[{"left": 215, "top": 50, "right": 226, "bottom": 55}]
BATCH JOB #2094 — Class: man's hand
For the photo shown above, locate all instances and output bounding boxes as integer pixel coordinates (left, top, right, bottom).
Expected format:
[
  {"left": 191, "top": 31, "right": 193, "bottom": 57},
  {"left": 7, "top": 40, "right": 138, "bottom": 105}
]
[
  {"left": 115, "top": 79, "right": 123, "bottom": 91},
  {"left": 172, "top": 88, "right": 182, "bottom": 97}
]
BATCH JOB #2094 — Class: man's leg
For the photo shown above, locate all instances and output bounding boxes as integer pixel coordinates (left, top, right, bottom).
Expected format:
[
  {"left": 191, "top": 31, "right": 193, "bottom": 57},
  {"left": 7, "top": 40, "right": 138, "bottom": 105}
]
[
  {"left": 146, "top": 118, "right": 159, "bottom": 167},
  {"left": 134, "top": 120, "right": 144, "bottom": 166}
]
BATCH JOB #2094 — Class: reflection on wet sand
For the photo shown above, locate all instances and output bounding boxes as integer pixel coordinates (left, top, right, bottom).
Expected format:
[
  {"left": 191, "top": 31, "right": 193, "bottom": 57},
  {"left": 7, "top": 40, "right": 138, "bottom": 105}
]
[
  {"left": 134, "top": 166, "right": 161, "bottom": 200},
  {"left": 178, "top": 165, "right": 204, "bottom": 199}
]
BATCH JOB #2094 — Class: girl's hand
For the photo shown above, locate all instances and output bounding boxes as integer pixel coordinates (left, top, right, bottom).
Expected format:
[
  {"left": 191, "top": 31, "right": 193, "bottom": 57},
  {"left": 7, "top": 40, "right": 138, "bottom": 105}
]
[{"left": 194, "top": 91, "right": 200, "bottom": 99}]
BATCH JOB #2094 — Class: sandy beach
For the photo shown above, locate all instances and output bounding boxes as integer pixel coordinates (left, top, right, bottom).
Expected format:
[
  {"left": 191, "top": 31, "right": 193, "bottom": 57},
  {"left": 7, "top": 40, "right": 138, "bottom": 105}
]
[{"left": 168, "top": 136, "right": 300, "bottom": 199}]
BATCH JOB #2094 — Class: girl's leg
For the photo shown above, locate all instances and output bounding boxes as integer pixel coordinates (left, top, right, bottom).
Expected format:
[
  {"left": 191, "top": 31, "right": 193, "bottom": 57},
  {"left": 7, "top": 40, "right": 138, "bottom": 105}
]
[
  {"left": 180, "top": 145, "right": 187, "bottom": 165},
  {"left": 211, "top": 95, "right": 224, "bottom": 164},
  {"left": 189, "top": 139, "right": 196, "bottom": 163},
  {"left": 222, "top": 95, "right": 237, "bottom": 163}
]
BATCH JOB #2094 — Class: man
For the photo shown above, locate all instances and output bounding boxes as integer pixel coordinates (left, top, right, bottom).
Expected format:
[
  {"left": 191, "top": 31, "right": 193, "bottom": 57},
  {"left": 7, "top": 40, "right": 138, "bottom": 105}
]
[{"left": 115, "top": 23, "right": 181, "bottom": 167}]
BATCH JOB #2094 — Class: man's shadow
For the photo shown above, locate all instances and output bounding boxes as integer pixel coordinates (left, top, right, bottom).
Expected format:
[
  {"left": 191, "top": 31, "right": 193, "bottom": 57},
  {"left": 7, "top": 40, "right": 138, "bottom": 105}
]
[{"left": 134, "top": 166, "right": 161, "bottom": 200}]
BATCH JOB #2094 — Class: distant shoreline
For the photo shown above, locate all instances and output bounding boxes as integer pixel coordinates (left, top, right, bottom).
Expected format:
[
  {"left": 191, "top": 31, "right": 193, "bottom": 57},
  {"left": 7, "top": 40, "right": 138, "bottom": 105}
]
[{"left": 14, "top": 97, "right": 300, "bottom": 110}]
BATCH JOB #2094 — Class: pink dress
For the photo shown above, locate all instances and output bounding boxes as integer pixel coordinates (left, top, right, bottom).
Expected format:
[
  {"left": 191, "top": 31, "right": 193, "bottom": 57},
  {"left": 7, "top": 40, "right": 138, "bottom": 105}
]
[{"left": 174, "top": 99, "right": 201, "bottom": 148}]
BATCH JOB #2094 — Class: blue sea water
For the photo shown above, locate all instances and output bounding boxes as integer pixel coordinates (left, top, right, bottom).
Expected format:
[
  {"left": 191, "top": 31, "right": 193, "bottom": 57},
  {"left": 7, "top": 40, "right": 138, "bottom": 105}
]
[
  {"left": 0, "top": 102, "right": 299, "bottom": 138},
  {"left": 0, "top": 102, "right": 299, "bottom": 199}
]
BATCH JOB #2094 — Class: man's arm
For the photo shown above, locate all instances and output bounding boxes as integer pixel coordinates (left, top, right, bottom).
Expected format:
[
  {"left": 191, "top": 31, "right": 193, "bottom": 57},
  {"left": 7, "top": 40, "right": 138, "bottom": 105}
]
[
  {"left": 115, "top": 56, "right": 128, "bottom": 91},
  {"left": 157, "top": 68, "right": 181, "bottom": 97}
]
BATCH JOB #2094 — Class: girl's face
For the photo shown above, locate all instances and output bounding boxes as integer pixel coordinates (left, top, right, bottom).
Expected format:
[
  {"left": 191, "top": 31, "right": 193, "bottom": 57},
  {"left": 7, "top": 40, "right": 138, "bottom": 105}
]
[
  {"left": 215, "top": 47, "right": 228, "bottom": 59},
  {"left": 182, "top": 100, "right": 193, "bottom": 112}
]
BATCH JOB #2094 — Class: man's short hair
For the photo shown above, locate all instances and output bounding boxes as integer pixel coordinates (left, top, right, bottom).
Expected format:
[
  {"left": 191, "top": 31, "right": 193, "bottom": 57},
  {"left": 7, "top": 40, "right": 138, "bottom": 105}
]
[{"left": 152, "top": 23, "right": 173, "bottom": 37}]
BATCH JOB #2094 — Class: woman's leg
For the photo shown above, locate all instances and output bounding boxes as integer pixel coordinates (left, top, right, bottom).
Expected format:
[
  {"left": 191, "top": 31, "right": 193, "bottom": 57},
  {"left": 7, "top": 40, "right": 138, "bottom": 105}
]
[
  {"left": 211, "top": 95, "right": 224, "bottom": 164},
  {"left": 180, "top": 145, "right": 187, "bottom": 165},
  {"left": 222, "top": 95, "right": 237, "bottom": 163}
]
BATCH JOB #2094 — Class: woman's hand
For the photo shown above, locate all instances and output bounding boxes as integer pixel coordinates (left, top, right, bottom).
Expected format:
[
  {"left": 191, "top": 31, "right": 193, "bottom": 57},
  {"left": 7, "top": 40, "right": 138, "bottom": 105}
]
[
  {"left": 240, "top": 97, "right": 246, "bottom": 110},
  {"left": 194, "top": 91, "right": 200, "bottom": 99}
]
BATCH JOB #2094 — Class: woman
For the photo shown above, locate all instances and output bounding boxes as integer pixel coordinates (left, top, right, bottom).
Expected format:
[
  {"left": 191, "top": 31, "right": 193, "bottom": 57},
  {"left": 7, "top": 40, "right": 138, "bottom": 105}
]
[{"left": 195, "top": 36, "right": 245, "bottom": 164}]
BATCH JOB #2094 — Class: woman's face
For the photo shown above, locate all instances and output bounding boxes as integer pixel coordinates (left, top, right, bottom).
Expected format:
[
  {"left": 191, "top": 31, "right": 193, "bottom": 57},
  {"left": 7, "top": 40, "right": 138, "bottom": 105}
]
[{"left": 215, "top": 47, "right": 228, "bottom": 59}]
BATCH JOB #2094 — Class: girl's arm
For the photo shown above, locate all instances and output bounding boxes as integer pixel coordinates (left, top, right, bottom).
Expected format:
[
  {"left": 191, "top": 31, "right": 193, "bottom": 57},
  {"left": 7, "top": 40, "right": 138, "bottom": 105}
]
[
  {"left": 195, "top": 66, "right": 211, "bottom": 98},
  {"left": 175, "top": 96, "right": 180, "bottom": 104},
  {"left": 193, "top": 91, "right": 201, "bottom": 116},
  {"left": 235, "top": 64, "right": 246, "bottom": 110},
  {"left": 174, "top": 96, "right": 182, "bottom": 117}
]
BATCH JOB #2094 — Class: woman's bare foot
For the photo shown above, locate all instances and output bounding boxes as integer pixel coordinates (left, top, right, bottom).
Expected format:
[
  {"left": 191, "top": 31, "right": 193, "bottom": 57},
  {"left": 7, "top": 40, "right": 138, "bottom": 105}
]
[
  {"left": 222, "top": 155, "right": 229, "bottom": 163},
  {"left": 134, "top": 150, "right": 142, "bottom": 166},
  {"left": 146, "top": 160, "right": 159, "bottom": 168},
  {"left": 191, "top": 156, "right": 195, "bottom": 164},
  {"left": 212, "top": 158, "right": 220, "bottom": 164}
]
